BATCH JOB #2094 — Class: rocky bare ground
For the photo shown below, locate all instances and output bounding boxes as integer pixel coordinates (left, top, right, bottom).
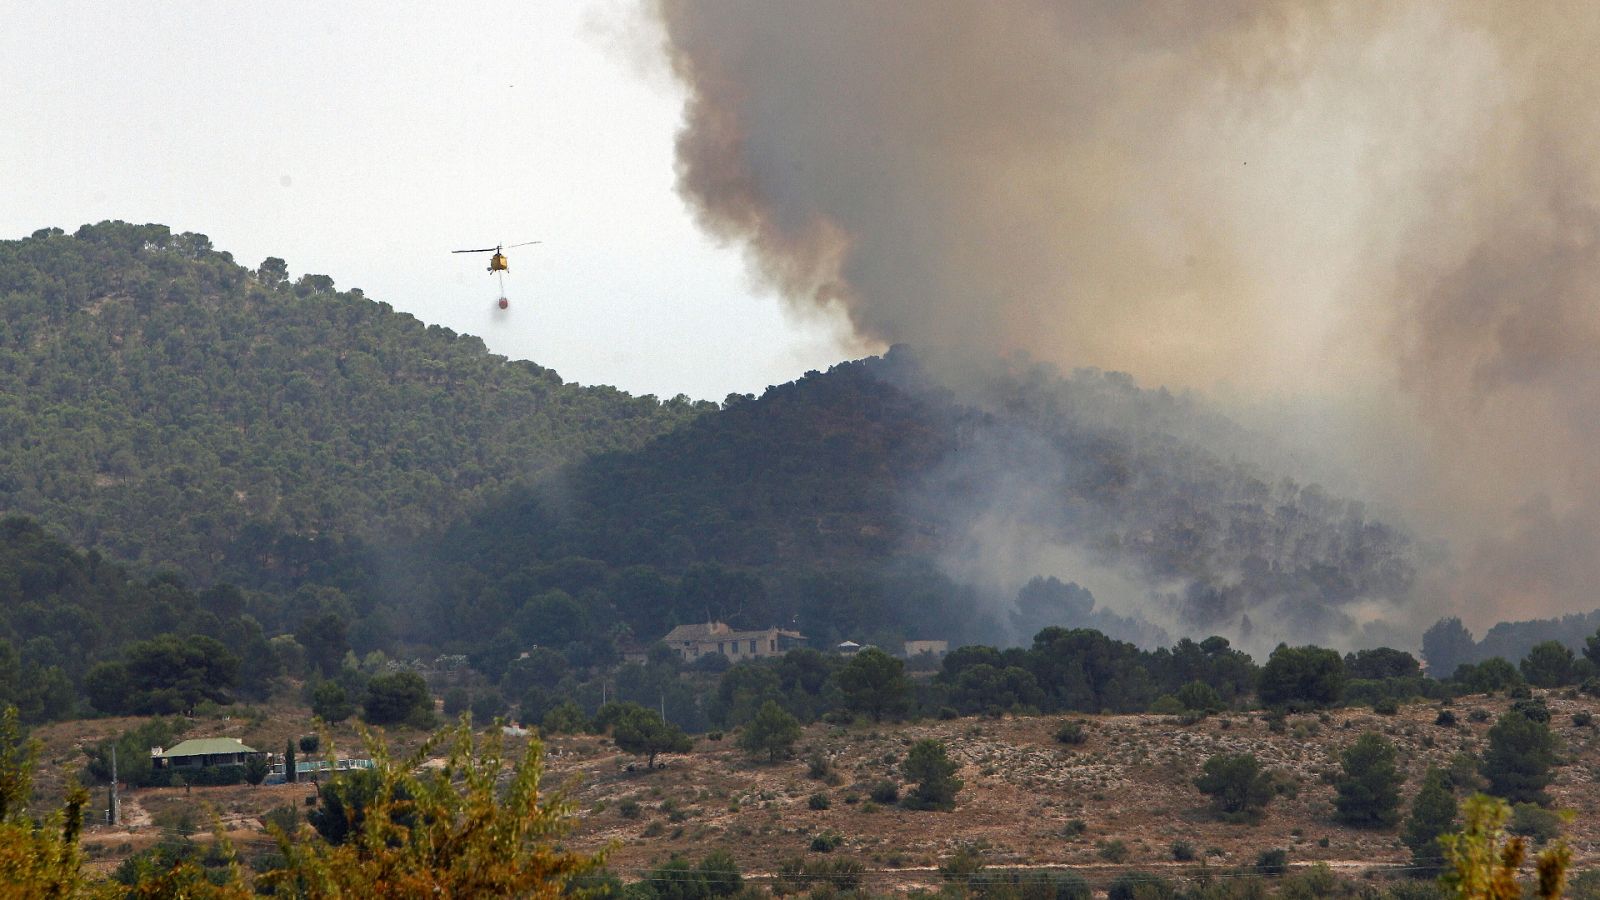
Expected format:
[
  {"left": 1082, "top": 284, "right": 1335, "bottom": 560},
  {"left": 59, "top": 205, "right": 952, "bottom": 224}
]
[
  {"left": 553, "top": 690, "right": 1600, "bottom": 884},
  {"left": 31, "top": 688, "right": 1600, "bottom": 886}
]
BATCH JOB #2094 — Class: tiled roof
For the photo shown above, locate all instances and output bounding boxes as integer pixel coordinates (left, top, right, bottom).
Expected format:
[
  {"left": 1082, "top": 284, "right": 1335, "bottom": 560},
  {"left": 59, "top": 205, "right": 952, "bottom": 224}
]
[
  {"left": 662, "top": 622, "right": 807, "bottom": 645},
  {"left": 662, "top": 622, "right": 725, "bottom": 643}
]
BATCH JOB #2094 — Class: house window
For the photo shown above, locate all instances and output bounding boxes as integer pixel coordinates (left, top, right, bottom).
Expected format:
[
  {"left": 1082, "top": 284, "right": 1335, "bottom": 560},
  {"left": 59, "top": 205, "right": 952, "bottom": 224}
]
[
  {"left": 749, "top": 640, "right": 758, "bottom": 653},
  {"left": 770, "top": 640, "right": 776, "bottom": 651},
  {"left": 718, "top": 642, "right": 725, "bottom": 653}
]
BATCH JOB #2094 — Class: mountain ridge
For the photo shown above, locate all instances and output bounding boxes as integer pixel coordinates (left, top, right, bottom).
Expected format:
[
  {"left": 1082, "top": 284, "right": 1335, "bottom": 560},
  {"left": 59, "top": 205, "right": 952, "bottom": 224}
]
[{"left": 0, "top": 222, "right": 709, "bottom": 585}]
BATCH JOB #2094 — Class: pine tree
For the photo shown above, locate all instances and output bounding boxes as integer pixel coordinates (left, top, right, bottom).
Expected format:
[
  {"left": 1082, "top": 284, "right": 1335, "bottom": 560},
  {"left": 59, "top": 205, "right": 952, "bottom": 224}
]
[
  {"left": 835, "top": 649, "right": 912, "bottom": 722},
  {"left": 737, "top": 701, "right": 801, "bottom": 762},
  {"left": 1481, "top": 711, "right": 1557, "bottom": 806},
  {"left": 610, "top": 706, "right": 692, "bottom": 769},
  {"left": 1402, "top": 767, "right": 1457, "bottom": 876},
  {"left": 901, "top": 739, "right": 963, "bottom": 811},
  {"left": 1334, "top": 732, "right": 1405, "bottom": 828},
  {"left": 1194, "top": 752, "right": 1274, "bottom": 822},
  {"left": 285, "top": 739, "right": 297, "bottom": 785}
]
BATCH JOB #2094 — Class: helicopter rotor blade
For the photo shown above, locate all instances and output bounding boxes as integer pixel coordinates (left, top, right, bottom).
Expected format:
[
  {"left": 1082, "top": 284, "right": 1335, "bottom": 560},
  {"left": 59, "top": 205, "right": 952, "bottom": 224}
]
[
  {"left": 503, "top": 240, "right": 542, "bottom": 249},
  {"left": 452, "top": 247, "right": 498, "bottom": 254}
]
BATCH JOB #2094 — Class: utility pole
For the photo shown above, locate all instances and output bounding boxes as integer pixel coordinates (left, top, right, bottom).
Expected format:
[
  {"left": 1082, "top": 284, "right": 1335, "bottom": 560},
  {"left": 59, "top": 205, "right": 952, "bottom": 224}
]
[{"left": 108, "top": 744, "right": 119, "bottom": 826}]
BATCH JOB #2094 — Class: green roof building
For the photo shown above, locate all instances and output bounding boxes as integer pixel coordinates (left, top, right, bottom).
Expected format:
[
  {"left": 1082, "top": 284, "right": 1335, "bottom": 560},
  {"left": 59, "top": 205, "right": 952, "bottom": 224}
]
[{"left": 154, "top": 738, "right": 259, "bottom": 769}]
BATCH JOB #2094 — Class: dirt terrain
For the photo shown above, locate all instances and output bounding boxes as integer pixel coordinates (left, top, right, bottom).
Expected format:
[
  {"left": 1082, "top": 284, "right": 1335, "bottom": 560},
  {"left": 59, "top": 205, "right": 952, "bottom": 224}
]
[{"left": 30, "top": 689, "right": 1600, "bottom": 888}]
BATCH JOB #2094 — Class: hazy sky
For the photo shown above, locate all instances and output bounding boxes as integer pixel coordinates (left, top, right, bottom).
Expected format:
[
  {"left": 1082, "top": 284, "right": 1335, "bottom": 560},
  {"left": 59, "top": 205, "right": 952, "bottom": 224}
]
[{"left": 0, "top": 0, "right": 855, "bottom": 401}]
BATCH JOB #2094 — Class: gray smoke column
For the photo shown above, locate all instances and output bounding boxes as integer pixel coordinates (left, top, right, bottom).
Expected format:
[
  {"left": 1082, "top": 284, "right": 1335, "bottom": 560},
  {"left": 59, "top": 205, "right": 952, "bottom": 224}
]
[{"left": 651, "top": 1, "right": 1600, "bottom": 628}]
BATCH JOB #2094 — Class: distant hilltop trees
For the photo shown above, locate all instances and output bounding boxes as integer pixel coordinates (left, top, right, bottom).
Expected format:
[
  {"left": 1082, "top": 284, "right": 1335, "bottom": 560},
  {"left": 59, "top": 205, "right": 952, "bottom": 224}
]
[{"left": 0, "top": 221, "right": 708, "bottom": 585}]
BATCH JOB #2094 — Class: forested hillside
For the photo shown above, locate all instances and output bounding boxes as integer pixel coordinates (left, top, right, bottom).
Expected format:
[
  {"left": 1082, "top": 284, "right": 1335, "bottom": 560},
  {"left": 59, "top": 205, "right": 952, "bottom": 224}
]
[
  {"left": 409, "top": 348, "right": 1421, "bottom": 658},
  {"left": 0, "top": 223, "right": 710, "bottom": 584},
  {"left": 1, "top": 224, "right": 1424, "bottom": 701},
  {"left": 0, "top": 516, "right": 277, "bottom": 722}
]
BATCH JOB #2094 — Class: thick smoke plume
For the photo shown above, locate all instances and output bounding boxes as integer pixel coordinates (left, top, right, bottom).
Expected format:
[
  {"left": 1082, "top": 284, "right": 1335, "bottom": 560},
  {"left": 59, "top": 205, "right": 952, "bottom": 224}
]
[{"left": 651, "top": 1, "right": 1600, "bottom": 634}]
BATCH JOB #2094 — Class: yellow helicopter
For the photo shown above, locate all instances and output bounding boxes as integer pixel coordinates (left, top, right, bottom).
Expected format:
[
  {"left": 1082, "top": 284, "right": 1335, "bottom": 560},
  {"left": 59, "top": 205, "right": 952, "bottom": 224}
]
[
  {"left": 453, "top": 240, "right": 540, "bottom": 309},
  {"left": 452, "top": 240, "right": 541, "bottom": 273}
]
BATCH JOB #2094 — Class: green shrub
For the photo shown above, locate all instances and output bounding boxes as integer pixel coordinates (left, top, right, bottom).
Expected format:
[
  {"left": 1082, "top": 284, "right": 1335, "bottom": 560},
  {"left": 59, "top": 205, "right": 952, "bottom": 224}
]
[
  {"left": 1509, "top": 802, "right": 1563, "bottom": 844},
  {"left": 777, "top": 857, "right": 863, "bottom": 894},
  {"left": 1254, "top": 848, "right": 1289, "bottom": 876},
  {"left": 261, "top": 805, "right": 298, "bottom": 834},
  {"left": 618, "top": 799, "right": 641, "bottom": 819},
  {"left": 1436, "top": 710, "right": 1457, "bottom": 727},
  {"left": 1170, "top": 841, "right": 1195, "bottom": 861},
  {"left": 298, "top": 734, "right": 320, "bottom": 754},
  {"left": 808, "top": 793, "right": 830, "bottom": 811},
  {"left": 1511, "top": 697, "right": 1551, "bottom": 723},
  {"left": 1567, "top": 870, "right": 1600, "bottom": 899},
  {"left": 810, "top": 832, "right": 842, "bottom": 852},
  {"left": 937, "top": 843, "right": 987, "bottom": 881},
  {"left": 1061, "top": 819, "right": 1086, "bottom": 838},
  {"left": 1148, "top": 695, "right": 1184, "bottom": 715},
  {"left": 179, "top": 764, "right": 246, "bottom": 786},
  {"left": 642, "top": 856, "right": 706, "bottom": 898},
  {"left": 1575, "top": 711, "right": 1595, "bottom": 728},
  {"left": 1194, "top": 752, "right": 1274, "bottom": 822},
  {"left": 973, "top": 869, "right": 1091, "bottom": 900},
  {"left": 1373, "top": 697, "right": 1400, "bottom": 715},
  {"left": 697, "top": 850, "right": 742, "bottom": 897},
  {"left": 1097, "top": 840, "right": 1128, "bottom": 863},
  {"left": 807, "top": 753, "right": 831, "bottom": 780},
  {"left": 1054, "top": 722, "right": 1087, "bottom": 745},
  {"left": 1107, "top": 872, "right": 1174, "bottom": 900},
  {"left": 869, "top": 781, "right": 900, "bottom": 804},
  {"left": 1177, "top": 681, "right": 1223, "bottom": 713}
]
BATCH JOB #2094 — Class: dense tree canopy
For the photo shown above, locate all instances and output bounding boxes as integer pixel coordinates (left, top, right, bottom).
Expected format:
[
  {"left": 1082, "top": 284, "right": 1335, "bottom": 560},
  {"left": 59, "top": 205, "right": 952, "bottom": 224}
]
[
  {"left": 0, "top": 226, "right": 1429, "bottom": 702},
  {"left": 83, "top": 632, "right": 240, "bottom": 715},
  {"left": 363, "top": 672, "right": 433, "bottom": 727},
  {"left": 1258, "top": 644, "right": 1345, "bottom": 710},
  {"left": 10, "top": 225, "right": 1553, "bottom": 739},
  {"left": 834, "top": 648, "right": 913, "bottom": 722},
  {"left": 1520, "top": 641, "right": 1575, "bottom": 688},
  {"left": 0, "top": 222, "right": 708, "bottom": 588},
  {"left": 0, "top": 515, "right": 277, "bottom": 720}
]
